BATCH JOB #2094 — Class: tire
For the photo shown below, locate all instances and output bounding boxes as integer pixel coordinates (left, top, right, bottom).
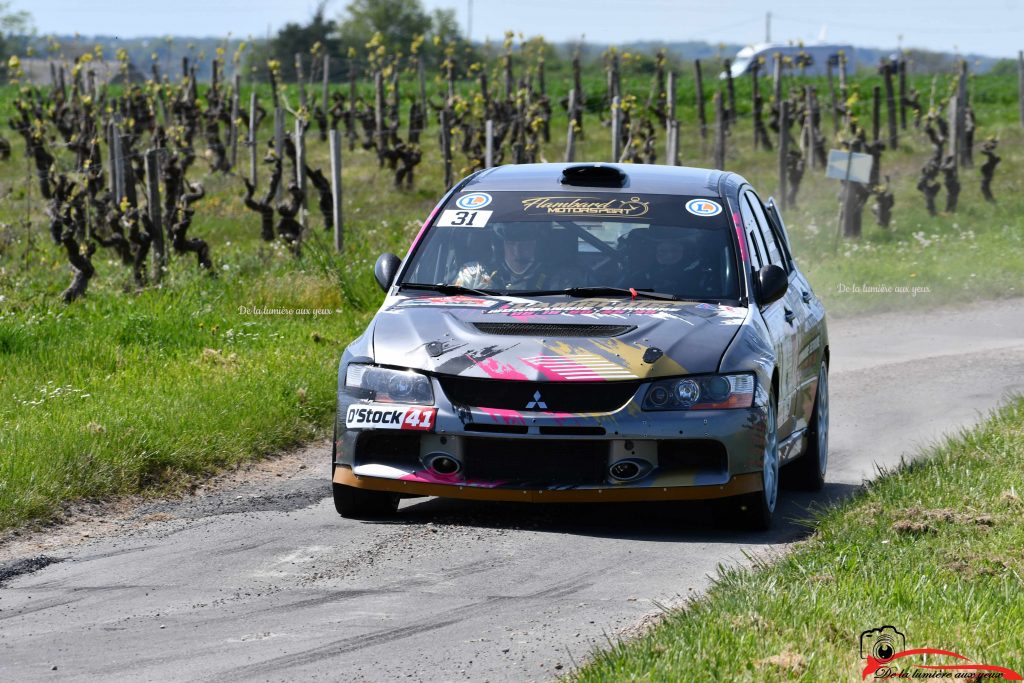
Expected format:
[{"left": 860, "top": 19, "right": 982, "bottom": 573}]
[
  {"left": 331, "top": 425, "right": 399, "bottom": 519},
  {"left": 786, "top": 361, "right": 829, "bottom": 491},
  {"left": 332, "top": 479, "right": 400, "bottom": 519},
  {"left": 720, "top": 394, "right": 779, "bottom": 531}
]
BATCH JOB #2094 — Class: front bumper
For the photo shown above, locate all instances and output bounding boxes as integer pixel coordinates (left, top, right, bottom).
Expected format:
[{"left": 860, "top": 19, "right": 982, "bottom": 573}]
[
  {"left": 334, "top": 382, "right": 769, "bottom": 502},
  {"left": 333, "top": 465, "right": 762, "bottom": 502}
]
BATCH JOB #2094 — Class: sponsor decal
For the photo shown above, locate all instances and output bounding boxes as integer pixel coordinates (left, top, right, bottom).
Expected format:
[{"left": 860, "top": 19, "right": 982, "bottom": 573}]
[
  {"left": 486, "top": 299, "right": 683, "bottom": 316},
  {"left": 455, "top": 192, "right": 493, "bottom": 209},
  {"left": 859, "top": 625, "right": 1021, "bottom": 680},
  {"left": 685, "top": 198, "right": 723, "bottom": 216},
  {"left": 345, "top": 405, "right": 437, "bottom": 431},
  {"left": 436, "top": 209, "right": 493, "bottom": 228},
  {"left": 390, "top": 295, "right": 496, "bottom": 309},
  {"left": 521, "top": 195, "right": 650, "bottom": 218}
]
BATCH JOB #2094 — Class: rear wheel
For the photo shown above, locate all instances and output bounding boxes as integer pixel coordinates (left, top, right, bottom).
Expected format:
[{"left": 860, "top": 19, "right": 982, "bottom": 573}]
[
  {"left": 720, "top": 395, "right": 778, "bottom": 531},
  {"left": 786, "top": 361, "right": 829, "bottom": 491}
]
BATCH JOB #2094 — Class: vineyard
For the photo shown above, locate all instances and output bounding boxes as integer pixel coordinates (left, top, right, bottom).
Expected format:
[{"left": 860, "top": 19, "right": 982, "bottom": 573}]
[{"left": 1, "top": 34, "right": 1023, "bottom": 529}]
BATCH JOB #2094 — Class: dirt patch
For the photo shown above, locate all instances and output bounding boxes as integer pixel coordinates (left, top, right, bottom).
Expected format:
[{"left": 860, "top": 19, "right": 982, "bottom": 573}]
[
  {"left": 756, "top": 648, "right": 806, "bottom": 673},
  {"left": 0, "top": 439, "right": 329, "bottom": 565},
  {"left": 891, "top": 507, "right": 999, "bottom": 534},
  {"left": 0, "top": 555, "right": 64, "bottom": 586}
]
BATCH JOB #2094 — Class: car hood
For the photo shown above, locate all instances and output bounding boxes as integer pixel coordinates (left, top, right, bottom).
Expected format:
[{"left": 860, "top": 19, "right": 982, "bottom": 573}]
[{"left": 371, "top": 294, "right": 747, "bottom": 381}]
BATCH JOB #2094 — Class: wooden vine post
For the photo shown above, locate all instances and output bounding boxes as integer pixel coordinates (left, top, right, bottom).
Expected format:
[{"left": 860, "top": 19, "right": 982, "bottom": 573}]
[
  {"left": 295, "top": 118, "right": 307, "bottom": 231},
  {"left": 694, "top": 59, "right": 707, "bottom": 141},
  {"left": 145, "top": 149, "right": 164, "bottom": 279},
  {"left": 882, "top": 60, "right": 898, "bottom": 149},
  {"left": 273, "top": 106, "right": 284, "bottom": 200},
  {"left": 713, "top": 91, "right": 725, "bottom": 170},
  {"left": 248, "top": 91, "right": 258, "bottom": 187},
  {"left": 564, "top": 89, "right": 577, "bottom": 163},
  {"left": 229, "top": 74, "right": 240, "bottom": 169},
  {"left": 778, "top": 100, "right": 789, "bottom": 210},
  {"left": 329, "top": 129, "right": 343, "bottom": 252},
  {"left": 611, "top": 95, "right": 622, "bottom": 162},
  {"left": 440, "top": 109, "right": 452, "bottom": 189},
  {"left": 1018, "top": 51, "right": 1024, "bottom": 128},
  {"left": 321, "top": 54, "right": 330, "bottom": 141}
]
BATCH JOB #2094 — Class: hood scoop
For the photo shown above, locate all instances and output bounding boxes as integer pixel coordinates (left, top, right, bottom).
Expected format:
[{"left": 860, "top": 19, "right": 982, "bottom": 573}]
[{"left": 470, "top": 322, "right": 636, "bottom": 338}]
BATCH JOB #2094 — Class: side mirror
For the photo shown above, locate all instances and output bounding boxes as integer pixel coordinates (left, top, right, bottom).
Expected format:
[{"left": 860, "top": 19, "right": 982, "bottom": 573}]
[
  {"left": 373, "top": 253, "right": 401, "bottom": 292},
  {"left": 756, "top": 265, "right": 788, "bottom": 306}
]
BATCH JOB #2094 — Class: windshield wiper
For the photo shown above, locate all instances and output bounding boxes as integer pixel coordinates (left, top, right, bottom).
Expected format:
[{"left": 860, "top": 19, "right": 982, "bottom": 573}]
[
  {"left": 398, "top": 282, "right": 500, "bottom": 297},
  {"left": 512, "top": 286, "right": 682, "bottom": 301}
]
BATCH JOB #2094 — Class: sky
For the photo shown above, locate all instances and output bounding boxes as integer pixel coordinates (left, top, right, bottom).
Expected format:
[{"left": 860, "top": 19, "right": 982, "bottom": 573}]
[{"left": 14, "top": 0, "right": 1024, "bottom": 58}]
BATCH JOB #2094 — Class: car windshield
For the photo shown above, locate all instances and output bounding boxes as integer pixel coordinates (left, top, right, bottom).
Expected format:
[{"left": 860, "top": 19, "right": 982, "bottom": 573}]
[{"left": 400, "top": 190, "right": 740, "bottom": 301}]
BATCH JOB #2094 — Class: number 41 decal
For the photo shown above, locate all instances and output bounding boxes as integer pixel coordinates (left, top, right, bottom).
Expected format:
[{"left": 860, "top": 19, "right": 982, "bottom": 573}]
[{"left": 402, "top": 407, "right": 436, "bottom": 431}]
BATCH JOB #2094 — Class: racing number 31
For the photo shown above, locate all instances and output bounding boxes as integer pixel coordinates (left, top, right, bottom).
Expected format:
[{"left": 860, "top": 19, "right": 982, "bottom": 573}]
[{"left": 450, "top": 211, "right": 477, "bottom": 226}]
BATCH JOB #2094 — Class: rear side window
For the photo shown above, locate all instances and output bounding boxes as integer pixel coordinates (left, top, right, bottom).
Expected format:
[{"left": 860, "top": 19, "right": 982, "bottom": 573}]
[
  {"left": 739, "top": 196, "right": 767, "bottom": 270},
  {"left": 744, "top": 191, "right": 787, "bottom": 271}
]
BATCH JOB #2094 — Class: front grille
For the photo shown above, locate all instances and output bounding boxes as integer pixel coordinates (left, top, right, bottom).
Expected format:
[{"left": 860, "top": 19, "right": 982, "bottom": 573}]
[
  {"left": 439, "top": 376, "right": 640, "bottom": 412},
  {"left": 463, "top": 438, "right": 608, "bottom": 485},
  {"left": 471, "top": 323, "right": 635, "bottom": 337},
  {"left": 657, "top": 440, "right": 728, "bottom": 473}
]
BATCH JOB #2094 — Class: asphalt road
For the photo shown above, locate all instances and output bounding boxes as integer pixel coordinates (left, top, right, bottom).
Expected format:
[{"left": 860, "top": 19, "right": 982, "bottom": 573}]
[{"left": 2, "top": 299, "right": 1023, "bottom": 682}]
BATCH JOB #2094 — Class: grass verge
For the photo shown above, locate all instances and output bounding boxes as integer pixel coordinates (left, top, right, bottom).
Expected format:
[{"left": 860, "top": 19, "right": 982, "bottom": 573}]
[{"left": 573, "top": 397, "right": 1024, "bottom": 682}]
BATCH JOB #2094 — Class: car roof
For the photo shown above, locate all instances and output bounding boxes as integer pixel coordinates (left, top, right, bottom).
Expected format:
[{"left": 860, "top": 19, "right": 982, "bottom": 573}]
[{"left": 462, "top": 163, "right": 728, "bottom": 197}]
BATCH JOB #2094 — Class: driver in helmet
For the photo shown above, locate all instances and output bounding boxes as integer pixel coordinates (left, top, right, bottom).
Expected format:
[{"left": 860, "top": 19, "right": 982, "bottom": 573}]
[
  {"left": 622, "top": 226, "right": 707, "bottom": 294},
  {"left": 454, "top": 223, "right": 552, "bottom": 290}
]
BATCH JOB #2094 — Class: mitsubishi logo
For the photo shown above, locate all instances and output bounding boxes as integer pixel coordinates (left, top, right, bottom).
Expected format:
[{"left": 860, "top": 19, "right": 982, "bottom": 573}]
[{"left": 525, "top": 390, "right": 547, "bottom": 410}]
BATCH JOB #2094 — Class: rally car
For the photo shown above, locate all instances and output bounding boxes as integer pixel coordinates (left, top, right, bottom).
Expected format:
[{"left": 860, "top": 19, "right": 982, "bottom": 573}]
[{"left": 333, "top": 163, "right": 829, "bottom": 529}]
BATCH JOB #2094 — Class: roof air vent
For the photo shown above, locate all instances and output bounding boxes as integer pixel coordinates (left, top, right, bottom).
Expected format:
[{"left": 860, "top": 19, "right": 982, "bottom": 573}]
[{"left": 560, "top": 164, "right": 626, "bottom": 188}]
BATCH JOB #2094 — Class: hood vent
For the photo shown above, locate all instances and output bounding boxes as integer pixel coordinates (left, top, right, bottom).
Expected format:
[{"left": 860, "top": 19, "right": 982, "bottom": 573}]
[{"left": 471, "top": 322, "right": 635, "bottom": 338}]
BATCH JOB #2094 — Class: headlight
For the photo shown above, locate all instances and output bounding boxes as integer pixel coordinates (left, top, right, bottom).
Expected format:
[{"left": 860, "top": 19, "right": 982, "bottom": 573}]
[
  {"left": 642, "top": 373, "right": 754, "bottom": 410},
  {"left": 344, "top": 364, "right": 434, "bottom": 404}
]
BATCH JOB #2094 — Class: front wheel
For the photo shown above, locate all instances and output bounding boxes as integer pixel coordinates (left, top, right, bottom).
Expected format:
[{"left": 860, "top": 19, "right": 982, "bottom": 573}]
[
  {"left": 332, "top": 478, "right": 400, "bottom": 519},
  {"left": 786, "top": 361, "right": 829, "bottom": 491},
  {"left": 720, "top": 395, "right": 779, "bottom": 531},
  {"left": 331, "top": 427, "right": 399, "bottom": 519}
]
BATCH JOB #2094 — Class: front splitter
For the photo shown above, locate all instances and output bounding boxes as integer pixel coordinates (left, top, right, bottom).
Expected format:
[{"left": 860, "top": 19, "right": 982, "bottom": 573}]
[{"left": 333, "top": 467, "right": 761, "bottom": 503}]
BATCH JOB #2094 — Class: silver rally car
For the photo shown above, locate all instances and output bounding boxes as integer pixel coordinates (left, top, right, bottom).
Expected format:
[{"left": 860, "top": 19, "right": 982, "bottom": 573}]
[{"left": 333, "top": 163, "right": 829, "bottom": 529}]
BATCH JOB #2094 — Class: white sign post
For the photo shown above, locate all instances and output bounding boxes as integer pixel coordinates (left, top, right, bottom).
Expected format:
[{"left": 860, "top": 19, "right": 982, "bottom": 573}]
[
  {"left": 826, "top": 149, "right": 873, "bottom": 183},
  {"left": 827, "top": 149, "right": 874, "bottom": 245}
]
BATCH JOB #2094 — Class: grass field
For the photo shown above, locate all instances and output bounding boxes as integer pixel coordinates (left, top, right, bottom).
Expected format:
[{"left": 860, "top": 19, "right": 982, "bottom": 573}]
[
  {"left": 573, "top": 397, "right": 1024, "bottom": 681},
  {"left": 1, "top": 68, "right": 1023, "bottom": 529}
]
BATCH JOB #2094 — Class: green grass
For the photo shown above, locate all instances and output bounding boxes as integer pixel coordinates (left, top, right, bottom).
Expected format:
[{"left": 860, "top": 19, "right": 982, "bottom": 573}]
[
  {"left": 1, "top": 71, "right": 1023, "bottom": 529},
  {"left": 573, "top": 397, "right": 1024, "bottom": 681}
]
